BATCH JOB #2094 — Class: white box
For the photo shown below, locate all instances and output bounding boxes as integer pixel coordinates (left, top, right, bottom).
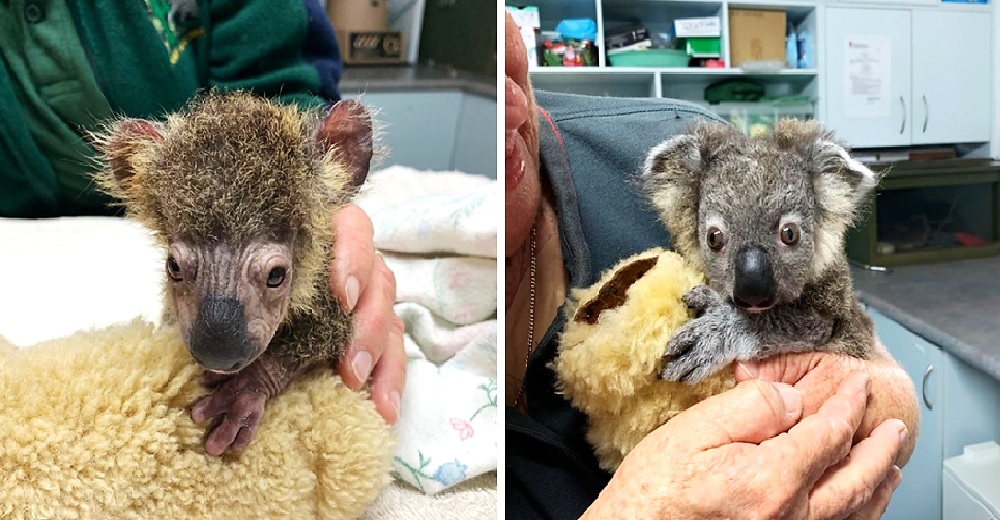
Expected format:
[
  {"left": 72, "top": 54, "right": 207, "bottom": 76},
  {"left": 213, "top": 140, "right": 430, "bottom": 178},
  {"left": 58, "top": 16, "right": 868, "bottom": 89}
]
[
  {"left": 673, "top": 16, "right": 721, "bottom": 38},
  {"left": 943, "top": 441, "right": 1000, "bottom": 520}
]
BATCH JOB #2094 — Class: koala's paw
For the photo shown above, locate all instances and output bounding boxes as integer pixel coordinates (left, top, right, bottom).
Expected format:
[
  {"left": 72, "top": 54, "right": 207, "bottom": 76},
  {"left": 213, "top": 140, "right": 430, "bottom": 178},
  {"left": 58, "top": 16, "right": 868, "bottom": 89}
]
[
  {"left": 191, "top": 370, "right": 268, "bottom": 457},
  {"left": 681, "top": 285, "right": 723, "bottom": 314},
  {"left": 661, "top": 312, "right": 734, "bottom": 384}
]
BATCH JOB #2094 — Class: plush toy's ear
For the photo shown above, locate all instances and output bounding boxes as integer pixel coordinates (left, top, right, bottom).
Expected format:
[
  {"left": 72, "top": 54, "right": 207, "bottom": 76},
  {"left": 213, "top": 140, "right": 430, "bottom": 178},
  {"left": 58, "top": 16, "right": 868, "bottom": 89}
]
[
  {"left": 641, "top": 121, "right": 733, "bottom": 263},
  {"left": 313, "top": 99, "right": 374, "bottom": 188}
]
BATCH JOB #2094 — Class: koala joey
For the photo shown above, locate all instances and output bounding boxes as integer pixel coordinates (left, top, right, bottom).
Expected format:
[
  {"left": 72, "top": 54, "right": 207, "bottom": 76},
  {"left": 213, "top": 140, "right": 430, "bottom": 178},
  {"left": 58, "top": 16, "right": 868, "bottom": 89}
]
[{"left": 642, "top": 119, "right": 881, "bottom": 383}]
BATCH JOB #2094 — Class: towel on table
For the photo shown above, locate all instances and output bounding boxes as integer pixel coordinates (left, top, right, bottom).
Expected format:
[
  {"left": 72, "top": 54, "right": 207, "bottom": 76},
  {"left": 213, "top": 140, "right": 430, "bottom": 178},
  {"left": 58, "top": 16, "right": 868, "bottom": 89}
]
[{"left": 355, "top": 166, "right": 498, "bottom": 495}]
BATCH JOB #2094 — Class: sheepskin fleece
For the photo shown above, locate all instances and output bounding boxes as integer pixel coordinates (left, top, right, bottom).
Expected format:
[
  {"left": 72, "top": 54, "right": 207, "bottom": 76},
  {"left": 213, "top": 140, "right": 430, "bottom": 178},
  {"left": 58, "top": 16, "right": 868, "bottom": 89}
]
[
  {"left": 553, "top": 248, "right": 735, "bottom": 471},
  {"left": 0, "top": 320, "right": 394, "bottom": 519}
]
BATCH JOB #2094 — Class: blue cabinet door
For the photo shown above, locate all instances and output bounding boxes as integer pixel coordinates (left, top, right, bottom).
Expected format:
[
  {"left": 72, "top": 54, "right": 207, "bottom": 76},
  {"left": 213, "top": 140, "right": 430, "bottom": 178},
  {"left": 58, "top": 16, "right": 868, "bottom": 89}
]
[{"left": 870, "top": 309, "right": 943, "bottom": 520}]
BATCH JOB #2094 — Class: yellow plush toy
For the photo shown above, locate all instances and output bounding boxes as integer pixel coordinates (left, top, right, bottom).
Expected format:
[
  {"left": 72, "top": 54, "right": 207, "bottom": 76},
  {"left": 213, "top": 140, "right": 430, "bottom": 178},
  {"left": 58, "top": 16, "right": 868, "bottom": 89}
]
[
  {"left": 0, "top": 321, "right": 394, "bottom": 519},
  {"left": 553, "top": 248, "right": 733, "bottom": 472}
]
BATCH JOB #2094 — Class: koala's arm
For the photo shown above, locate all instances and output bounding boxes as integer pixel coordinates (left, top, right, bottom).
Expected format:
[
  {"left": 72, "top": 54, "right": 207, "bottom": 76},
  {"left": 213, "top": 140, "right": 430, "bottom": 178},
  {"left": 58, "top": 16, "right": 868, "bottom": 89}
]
[
  {"left": 661, "top": 276, "right": 875, "bottom": 383},
  {"left": 191, "top": 289, "right": 350, "bottom": 455}
]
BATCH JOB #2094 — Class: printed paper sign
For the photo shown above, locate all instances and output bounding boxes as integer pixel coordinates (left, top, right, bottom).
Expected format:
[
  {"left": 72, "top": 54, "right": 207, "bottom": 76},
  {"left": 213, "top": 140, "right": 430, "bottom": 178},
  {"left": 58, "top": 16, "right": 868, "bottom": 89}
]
[{"left": 844, "top": 35, "right": 892, "bottom": 119}]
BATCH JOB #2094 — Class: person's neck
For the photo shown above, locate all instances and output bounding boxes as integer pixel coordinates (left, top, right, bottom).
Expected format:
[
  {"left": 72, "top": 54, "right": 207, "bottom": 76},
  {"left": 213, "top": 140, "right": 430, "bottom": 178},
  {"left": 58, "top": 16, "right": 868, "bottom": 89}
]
[{"left": 505, "top": 192, "right": 558, "bottom": 311}]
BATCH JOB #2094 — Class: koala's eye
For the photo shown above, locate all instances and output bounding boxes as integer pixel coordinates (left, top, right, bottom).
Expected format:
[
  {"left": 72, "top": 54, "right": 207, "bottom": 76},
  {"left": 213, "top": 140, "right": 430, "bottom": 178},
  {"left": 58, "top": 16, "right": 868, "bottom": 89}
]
[
  {"left": 166, "top": 257, "right": 183, "bottom": 281},
  {"left": 780, "top": 223, "right": 801, "bottom": 246},
  {"left": 266, "top": 267, "right": 287, "bottom": 288},
  {"left": 706, "top": 227, "right": 725, "bottom": 251}
]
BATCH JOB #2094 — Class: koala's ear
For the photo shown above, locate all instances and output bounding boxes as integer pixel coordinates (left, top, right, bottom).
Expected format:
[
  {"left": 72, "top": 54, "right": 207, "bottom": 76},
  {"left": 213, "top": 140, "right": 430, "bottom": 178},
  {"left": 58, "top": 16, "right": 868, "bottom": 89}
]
[
  {"left": 773, "top": 119, "right": 880, "bottom": 223},
  {"left": 92, "top": 118, "right": 164, "bottom": 198},
  {"left": 641, "top": 121, "right": 732, "bottom": 261},
  {"left": 313, "top": 99, "right": 374, "bottom": 188}
]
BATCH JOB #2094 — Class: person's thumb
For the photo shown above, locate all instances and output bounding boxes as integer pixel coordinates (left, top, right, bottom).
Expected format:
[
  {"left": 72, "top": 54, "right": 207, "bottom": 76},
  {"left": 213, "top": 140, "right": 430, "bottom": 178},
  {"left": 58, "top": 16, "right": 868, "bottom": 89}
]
[{"left": 666, "top": 379, "right": 804, "bottom": 453}]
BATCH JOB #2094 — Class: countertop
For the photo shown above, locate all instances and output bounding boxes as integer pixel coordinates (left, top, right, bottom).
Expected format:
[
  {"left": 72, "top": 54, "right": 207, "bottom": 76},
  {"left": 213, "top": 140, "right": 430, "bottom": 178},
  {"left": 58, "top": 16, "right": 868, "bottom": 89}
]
[
  {"left": 851, "top": 256, "right": 1000, "bottom": 380},
  {"left": 340, "top": 65, "right": 495, "bottom": 98}
]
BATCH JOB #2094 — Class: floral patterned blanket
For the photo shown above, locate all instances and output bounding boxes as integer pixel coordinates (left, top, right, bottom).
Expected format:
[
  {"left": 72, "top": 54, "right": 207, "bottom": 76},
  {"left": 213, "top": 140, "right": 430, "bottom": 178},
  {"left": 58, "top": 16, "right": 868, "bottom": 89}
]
[{"left": 354, "top": 166, "right": 498, "bottom": 495}]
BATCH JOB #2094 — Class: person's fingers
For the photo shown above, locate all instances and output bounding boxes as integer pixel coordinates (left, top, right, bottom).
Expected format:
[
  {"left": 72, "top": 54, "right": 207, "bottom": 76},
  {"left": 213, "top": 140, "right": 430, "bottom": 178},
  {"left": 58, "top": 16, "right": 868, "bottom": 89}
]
[
  {"left": 329, "top": 204, "right": 376, "bottom": 314},
  {"left": 337, "top": 255, "right": 397, "bottom": 390},
  {"left": 841, "top": 466, "right": 902, "bottom": 520},
  {"left": 735, "top": 351, "right": 823, "bottom": 385},
  {"left": 807, "top": 419, "right": 907, "bottom": 520},
  {"left": 667, "top": 379, "right": 803, "bottom": 452},
  {"left": 369, "top": 317, "right": 406, "bottom": 424},
  {"left": 763, "top": 372, "right": 871, "bottom": 489}
]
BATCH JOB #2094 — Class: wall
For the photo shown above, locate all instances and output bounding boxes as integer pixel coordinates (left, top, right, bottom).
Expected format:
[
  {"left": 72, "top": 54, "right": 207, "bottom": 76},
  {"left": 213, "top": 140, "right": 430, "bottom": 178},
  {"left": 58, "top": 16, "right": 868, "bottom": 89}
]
[{"left": 418, "top": 0, "right": 497, "bottom": 78}]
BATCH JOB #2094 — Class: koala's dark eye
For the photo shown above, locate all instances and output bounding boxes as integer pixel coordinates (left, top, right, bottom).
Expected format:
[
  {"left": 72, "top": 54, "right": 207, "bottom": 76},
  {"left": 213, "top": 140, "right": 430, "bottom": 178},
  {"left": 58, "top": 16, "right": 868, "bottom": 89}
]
[
  {"left": 166, "top": 257, "right": 183, "bottom": 281},
  {"left": 780, "top": 223, "right": 801, "bottom": 246},
  {"left": 706, "top": 227, "right": 725, "bottom": 251},
  {"left": 266, "top": 267, "right": 287, "bottom": 288}
]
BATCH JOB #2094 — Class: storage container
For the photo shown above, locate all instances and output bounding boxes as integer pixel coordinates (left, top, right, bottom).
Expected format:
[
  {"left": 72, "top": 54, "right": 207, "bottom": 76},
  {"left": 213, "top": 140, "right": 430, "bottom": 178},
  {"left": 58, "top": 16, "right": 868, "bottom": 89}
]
[
  {"left": 703, "top": 101, "right": 815, "bottom": 136},
  {"left": 846, "top": 159, "right": 1000, "bottom": 268},
  {"left": 607, "top": 48, "right": 689, "bottom": 67}
]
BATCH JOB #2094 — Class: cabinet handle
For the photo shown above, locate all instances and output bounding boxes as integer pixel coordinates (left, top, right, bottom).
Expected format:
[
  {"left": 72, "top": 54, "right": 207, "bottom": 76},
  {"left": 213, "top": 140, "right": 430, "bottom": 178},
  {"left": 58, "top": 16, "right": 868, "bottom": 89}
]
[
  {"left": 922, "top": 95, "right": 929, "bottom": 133},
  {"left": 922, "top": 364, "right": 934, "bottom": 410},
  {"left": 899, "top": 96, "right": 906, "bottom": 134}
]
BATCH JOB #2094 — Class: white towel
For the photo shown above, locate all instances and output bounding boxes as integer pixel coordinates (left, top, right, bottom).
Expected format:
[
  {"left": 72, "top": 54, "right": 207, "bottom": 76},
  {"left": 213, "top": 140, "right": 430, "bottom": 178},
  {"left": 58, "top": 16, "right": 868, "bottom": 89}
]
[{"left": 356, "top": 166, "right": 498, "bottom": 495}]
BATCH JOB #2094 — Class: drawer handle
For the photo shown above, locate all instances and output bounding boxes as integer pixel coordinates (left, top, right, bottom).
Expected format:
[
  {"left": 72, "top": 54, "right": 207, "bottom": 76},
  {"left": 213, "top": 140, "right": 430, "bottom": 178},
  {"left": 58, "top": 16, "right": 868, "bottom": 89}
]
[
  {"left": 922, "top": 364, "right": 934, "bottom": 410},
  {"left": 922, "top": 95, "right": 929, "bottom": 133},
  {"left": 899, "top": 96, "right": 907, "bottom": 134}
]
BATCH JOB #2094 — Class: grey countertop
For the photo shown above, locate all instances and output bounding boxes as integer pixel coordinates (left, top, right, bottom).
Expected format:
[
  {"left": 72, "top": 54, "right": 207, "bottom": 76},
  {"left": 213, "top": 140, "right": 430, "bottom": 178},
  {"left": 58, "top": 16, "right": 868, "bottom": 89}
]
[
  {"left": 851, "top": 256, "right": 1000, "bottom": 380},
  {"left": 340, "top": 65, "right": 495, "bottom": 98}
]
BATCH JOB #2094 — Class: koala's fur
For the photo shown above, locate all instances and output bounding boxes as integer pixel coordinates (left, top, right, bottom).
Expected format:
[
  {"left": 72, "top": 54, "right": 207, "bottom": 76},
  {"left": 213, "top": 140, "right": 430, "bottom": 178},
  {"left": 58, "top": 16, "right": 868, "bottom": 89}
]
[{"left": 642, "top": 119, "right": 880, "bottom": 382}]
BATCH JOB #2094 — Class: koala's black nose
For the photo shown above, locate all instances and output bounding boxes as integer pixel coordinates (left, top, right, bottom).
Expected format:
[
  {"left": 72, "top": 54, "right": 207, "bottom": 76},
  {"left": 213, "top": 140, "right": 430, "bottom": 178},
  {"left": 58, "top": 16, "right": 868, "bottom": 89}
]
[
  {"left": 189, "top": 296, "right": 254, "bottom": 371},
  {"left": 733, "top": 246, "right": 777, "bottom": 309}
]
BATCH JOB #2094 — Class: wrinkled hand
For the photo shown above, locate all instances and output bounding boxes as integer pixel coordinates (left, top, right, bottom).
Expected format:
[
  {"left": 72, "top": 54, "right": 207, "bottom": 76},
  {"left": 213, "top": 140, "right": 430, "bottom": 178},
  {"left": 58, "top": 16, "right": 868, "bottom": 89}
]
[
  {"left": 661, "top": 285, "right": 743, "bottom": 383},
  {"left": 328, "top": 204, "right": 405, "bottom": 425},
  {"left": 735, "top": 346, "right": 919, "bottom": 467},
  {"left": 583, "top": 374, "right": 907, "bottom": 520}
]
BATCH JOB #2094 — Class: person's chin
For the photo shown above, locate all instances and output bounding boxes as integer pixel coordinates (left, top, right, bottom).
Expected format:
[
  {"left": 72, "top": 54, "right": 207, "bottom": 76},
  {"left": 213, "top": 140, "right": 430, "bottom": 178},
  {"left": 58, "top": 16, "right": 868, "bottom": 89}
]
[{"left": 505, "top": 139, "right": 541, "bottom": 257}]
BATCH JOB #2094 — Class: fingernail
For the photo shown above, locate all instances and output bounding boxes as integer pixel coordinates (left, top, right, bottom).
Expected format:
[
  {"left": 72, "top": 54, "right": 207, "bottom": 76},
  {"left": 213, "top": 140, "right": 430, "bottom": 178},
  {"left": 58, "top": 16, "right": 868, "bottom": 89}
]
[
  {"left": 351, "top": 351, "right": 373, "bottom": 383},
  {"left": 774, "top": 382, "right": 802, "bottom": 420},
  {"left": 890, "top": 466, "right": 903, "bottom": 490},
  {"left": 894, "top": 420, "right": 908, "bottom": 444},
  {"left": 345, "top": 276, "right": 360, "bottom": 312},
  {"left": 389, "top": 390, "right": 401, "bottom": 422}
]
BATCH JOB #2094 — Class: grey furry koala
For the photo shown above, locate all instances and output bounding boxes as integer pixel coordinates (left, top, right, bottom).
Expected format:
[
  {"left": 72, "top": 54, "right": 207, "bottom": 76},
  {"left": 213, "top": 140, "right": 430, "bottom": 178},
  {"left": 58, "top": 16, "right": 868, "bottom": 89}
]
[{"left": 641, "top": 119, "right": 881, "bottom": 383}]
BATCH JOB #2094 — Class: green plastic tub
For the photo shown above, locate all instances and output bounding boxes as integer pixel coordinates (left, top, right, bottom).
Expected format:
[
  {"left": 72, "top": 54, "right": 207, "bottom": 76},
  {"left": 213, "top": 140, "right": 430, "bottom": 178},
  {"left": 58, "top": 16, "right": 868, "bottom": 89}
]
[{"left": 607, "top": 48, "right": 690, "bottom": 67}]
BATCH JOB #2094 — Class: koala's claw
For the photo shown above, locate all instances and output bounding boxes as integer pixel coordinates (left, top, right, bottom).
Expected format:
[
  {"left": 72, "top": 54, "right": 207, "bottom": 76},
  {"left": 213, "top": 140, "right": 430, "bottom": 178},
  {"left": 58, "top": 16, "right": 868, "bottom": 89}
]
[
  {"left": 661, "top": 309, "right": 734, "bottom": 384},
  {"left": 191, "top": 371, "right": 268, "bottom": 456},
  {"left": 682, "top": 285, "right": 721, "bottom": 312}
]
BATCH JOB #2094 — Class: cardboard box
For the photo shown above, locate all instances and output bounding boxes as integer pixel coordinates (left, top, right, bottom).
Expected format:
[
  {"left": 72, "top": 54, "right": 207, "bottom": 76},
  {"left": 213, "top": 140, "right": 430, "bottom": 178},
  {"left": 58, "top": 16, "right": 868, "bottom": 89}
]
[
  {"left": 328, "top": 0, "right": 405, "bottom": 64},
  {"left": 728, "top": 8, "right": 786, "bottom": 67}
]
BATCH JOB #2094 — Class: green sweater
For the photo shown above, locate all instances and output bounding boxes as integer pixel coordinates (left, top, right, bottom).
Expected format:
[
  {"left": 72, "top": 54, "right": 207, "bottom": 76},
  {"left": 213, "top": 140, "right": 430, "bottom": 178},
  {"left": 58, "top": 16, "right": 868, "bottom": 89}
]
[{"left": 0, "top": 0, "right": 343, "bottom": 218}]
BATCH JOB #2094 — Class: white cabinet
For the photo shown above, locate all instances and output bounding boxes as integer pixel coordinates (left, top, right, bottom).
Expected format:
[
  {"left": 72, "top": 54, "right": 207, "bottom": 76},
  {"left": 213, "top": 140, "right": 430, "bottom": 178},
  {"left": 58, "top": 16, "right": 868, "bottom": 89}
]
[
  {"left": 823, "top": 8, "right": 912, "bottom": 147},
  {"left": 823, "top": 7, "right": 992, "bottom": 148},
  {"left": 911, "top": 11, "right": 992, "bottom": 145}
]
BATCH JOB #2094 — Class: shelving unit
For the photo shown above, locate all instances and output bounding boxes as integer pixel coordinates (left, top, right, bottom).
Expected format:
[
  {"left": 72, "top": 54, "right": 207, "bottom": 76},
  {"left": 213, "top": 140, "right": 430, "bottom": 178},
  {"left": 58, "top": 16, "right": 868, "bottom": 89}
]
[{"left": 508, "top": 0, "right": 995, "bottom": 151}]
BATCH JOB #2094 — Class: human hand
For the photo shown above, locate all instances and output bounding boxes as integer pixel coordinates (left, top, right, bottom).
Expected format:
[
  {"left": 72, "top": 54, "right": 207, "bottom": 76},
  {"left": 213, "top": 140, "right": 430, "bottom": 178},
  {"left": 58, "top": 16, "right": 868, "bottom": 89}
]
[
  {"left": 328, "top": 204, "right": 405, "bottom": 425},
  {"left": 583, "top": 374, "right": 907, "bottom": 520},
  {"left": 735, "top": 346, "right": 919, "bottom": 467}
]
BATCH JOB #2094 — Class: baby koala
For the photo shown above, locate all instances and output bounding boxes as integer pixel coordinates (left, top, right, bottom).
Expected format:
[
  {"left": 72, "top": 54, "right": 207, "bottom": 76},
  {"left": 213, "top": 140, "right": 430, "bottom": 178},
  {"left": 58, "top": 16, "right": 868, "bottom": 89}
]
[{"left": 642, "top": 119, "right": 880, "bottom": 383}]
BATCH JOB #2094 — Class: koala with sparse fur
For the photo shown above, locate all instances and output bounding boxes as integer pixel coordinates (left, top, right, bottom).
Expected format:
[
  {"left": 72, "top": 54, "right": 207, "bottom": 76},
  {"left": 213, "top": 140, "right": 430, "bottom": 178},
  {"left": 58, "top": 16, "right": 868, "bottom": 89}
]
[{"left": 641, "top": 119, "right": 881, "bottom": 383}]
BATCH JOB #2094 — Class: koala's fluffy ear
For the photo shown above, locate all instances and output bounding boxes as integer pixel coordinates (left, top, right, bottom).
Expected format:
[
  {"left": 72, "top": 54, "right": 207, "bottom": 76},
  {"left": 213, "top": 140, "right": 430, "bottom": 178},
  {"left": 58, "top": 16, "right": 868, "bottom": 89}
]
[
  {"left": 641, "top": 121, "right": 734, "bottom": 264},
  {"left": 772, "top": 119, "right": 880, "bottom": 226},
  {"left": 92, "top": 118, "right": 164, "bottom": 202},
  {"left": 313, "top": 99, "right": 374, "bottom": 188},
  {"left": 772, "top": 119, "right": 881, "bottom": 273}
]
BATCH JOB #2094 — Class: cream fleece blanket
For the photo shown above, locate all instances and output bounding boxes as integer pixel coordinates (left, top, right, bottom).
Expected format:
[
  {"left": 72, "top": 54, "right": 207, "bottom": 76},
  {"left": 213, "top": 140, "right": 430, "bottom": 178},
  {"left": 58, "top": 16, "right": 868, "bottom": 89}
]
[{"left": 354, "top": 166, "right": 498, "bottom": 497}]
